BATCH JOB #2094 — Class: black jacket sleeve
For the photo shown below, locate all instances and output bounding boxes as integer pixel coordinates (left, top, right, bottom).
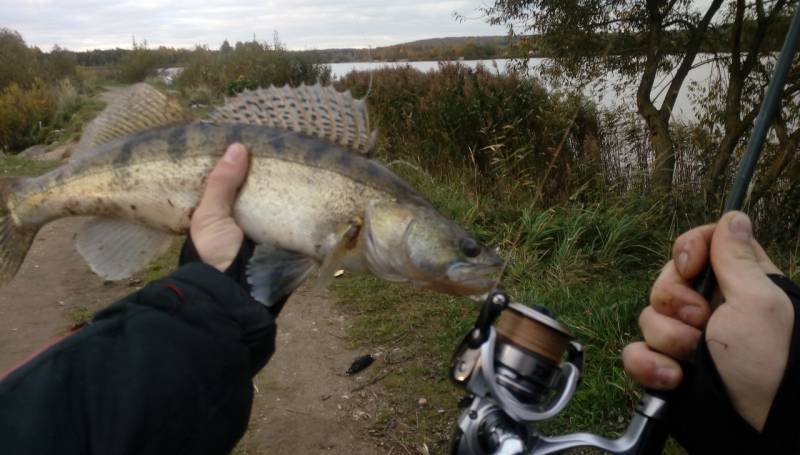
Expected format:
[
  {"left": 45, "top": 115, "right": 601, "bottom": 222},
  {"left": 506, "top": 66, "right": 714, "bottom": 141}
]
[
  {"left": 0, "top": 262, "right": 276, "bottom": 455},
  {"left": 667, "top": 274, "right": 800, "bottom": 454}
]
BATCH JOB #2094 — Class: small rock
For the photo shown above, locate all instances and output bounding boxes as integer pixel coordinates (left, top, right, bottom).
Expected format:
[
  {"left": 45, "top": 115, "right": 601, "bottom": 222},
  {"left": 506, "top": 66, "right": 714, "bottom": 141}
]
[{"left": 418, "top": 398, "right": 428, "bottom": 406}]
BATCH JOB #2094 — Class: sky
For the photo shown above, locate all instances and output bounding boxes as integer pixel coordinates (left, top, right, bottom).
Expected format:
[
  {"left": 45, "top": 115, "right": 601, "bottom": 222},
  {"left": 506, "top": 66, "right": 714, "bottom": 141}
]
[{"left": 0, "top": 1, "right": 503, "bottom": 52}]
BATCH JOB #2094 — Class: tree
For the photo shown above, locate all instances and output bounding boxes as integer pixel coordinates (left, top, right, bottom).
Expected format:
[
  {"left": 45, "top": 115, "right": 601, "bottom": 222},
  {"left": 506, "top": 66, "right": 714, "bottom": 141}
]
[
  {"left": 698, "top": 0, "right": 799, "bottom": 203},
  {"left": 45, "top": 45, "right": 78, "bottom": 81},
  {"left": 481, "top": 0, "right": 797, "bottom": 196},
  {"left": 0, "top": 29, "right": 36, "bottom": 90},
  {"left": 220, "top": 40, "right": 232, "bottom": 54}
]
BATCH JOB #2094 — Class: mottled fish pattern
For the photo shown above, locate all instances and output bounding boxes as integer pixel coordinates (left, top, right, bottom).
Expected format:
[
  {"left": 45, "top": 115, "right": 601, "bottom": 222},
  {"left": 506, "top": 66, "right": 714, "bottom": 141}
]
[{"left": 1, "top": 84, "right": 502, "bottom": 305}]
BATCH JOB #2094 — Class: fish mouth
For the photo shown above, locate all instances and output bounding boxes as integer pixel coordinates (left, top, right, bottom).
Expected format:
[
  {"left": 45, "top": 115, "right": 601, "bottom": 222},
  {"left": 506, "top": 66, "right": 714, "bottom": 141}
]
[{"left": 434, "top": 262, "right": 502, "bottom": 296}]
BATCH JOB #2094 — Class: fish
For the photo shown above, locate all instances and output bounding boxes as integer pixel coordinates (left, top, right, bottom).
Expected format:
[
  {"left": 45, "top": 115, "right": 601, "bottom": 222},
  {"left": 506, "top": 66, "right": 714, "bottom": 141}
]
[{"left": 0, "top": 83, "right": 503, "bottom": 306}]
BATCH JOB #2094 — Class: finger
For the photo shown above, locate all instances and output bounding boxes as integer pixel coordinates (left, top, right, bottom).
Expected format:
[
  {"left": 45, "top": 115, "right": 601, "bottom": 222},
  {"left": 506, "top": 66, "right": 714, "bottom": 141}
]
[
  {"left": 649, "top": 260, "right": 710, "bottom": 327},
  {"left": 710, "top": 211, "right": 777, "bottom": 304},
  {"left": 671, "top": 224, "right": 715, "bottom": 280},
  {"left": 195, "top": 143, "right": 249, "bottom": 222},
  {"left": 639, "top": 306, "right": 702, "bottom": 360},
  {"left": 622, "top": 342, "right": 683, "bottom": 390}
]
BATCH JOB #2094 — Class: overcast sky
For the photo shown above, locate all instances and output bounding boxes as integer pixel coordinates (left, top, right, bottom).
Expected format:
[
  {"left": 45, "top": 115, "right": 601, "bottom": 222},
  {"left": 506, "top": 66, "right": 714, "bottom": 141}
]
[{"left": 1, "top": 1, "right": 503, "bottom": 51}]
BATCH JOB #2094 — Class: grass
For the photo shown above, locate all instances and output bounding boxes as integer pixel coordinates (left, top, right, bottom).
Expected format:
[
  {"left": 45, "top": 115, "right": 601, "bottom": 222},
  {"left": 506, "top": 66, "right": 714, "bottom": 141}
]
[
  {"left": 0, "top": 154, "right": 60, "bottom": 177},
  {"left": 331, "top": 164, "right": 683, "bottom": 453},
  {"left": 141, "top": 240, "right": 184, "bottom": 282},
  {"left": 63, "top": 305, "right": 93, "bottom": 327}
]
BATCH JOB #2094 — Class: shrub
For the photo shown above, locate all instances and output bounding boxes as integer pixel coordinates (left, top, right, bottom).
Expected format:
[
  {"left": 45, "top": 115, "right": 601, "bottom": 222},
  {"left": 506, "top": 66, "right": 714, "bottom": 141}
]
[
  {"left": 176, "top": 41, "right": 331, "bottom": 97},
  {"left": 116, "top": 41, "right": 162, "bottom": 83},
  {"left": 336, "top": 63, "right": 603, "bottom": 205},
  {"left": 0, "top": 29, "right": 36, "bottom": 90},
  {"left": 0, "top": 81, "right": 57, "bottom": 152}
]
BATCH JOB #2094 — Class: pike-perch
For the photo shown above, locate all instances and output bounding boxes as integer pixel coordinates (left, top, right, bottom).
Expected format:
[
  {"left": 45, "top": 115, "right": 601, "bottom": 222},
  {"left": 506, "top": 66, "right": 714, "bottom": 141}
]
[{"left": 0, "top": 84, "right": 502, "bottom": 306}]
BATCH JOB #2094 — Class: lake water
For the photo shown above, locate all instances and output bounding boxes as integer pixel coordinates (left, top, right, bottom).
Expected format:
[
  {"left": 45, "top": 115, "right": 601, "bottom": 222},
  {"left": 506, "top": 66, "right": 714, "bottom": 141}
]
[
  {"left": 160, "top": 57, "right": 718, "bottom": 121},
  {"left": 329, "top": 58, "right": 717, "bottom": 121}
]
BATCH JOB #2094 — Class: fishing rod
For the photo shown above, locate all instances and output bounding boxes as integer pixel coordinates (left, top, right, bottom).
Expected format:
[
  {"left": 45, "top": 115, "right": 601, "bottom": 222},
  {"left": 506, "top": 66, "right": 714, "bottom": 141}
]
[{"left": 448, "top": 4, "right": 800, "bottom": 454}]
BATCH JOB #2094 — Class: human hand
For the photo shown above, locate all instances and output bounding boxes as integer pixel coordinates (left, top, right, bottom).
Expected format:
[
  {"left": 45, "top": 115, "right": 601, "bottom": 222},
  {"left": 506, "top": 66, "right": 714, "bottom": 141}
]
[
  {"left": 190, "top": 143, "right": 249, "bottom": 272},
  {"left": 622, "top": 211, "right": 794, "bottom": 431}
]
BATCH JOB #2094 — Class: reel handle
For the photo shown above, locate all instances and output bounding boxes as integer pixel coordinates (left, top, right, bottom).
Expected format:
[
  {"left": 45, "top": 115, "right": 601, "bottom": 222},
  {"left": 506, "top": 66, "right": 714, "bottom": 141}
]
[
  {"left": 467, "top": 291, "right": 509, "bottom": 349},
  {"left": 625, "top": 391, "right": 671, "bottom": 455}
]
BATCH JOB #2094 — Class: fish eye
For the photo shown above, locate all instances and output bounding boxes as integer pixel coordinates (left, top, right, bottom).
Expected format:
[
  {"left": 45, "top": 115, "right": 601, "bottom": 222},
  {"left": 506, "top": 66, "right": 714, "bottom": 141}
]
[{"left": 459, "top": 238, "right": 481, "bottom": 258}]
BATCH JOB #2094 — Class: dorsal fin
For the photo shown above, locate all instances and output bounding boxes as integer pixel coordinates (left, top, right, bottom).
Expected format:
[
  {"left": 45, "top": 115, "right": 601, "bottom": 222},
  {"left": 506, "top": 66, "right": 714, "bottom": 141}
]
[
  {"left": 71, "top": 83, "right": 192, "bottom": 162},
  {"left": 205, "top": 84, "right": 375, "bottom": 155}
]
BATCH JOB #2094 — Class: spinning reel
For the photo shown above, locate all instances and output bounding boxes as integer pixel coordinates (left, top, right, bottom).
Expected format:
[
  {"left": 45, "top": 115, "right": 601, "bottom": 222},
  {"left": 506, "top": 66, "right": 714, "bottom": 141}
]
[{"left": 449, "top": 292, "right": 668, "bottom": 454}]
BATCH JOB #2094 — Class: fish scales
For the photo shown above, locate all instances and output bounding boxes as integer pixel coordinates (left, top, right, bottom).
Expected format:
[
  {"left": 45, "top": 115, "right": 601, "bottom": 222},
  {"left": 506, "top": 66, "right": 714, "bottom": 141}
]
[{"left": 10, "top": 123, "right": 423, "bottom": 257}]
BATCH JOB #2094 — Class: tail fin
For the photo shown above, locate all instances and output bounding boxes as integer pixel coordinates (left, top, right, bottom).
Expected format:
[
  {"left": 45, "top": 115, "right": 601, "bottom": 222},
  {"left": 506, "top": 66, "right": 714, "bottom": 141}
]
[{"left": 0, "top": 215, "right": 37, "bottom": 285}]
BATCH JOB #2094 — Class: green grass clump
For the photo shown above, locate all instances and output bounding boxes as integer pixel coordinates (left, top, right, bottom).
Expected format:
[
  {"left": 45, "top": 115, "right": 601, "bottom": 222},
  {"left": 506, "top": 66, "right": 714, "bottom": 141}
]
[
  {"left": 64, "top": 305, "right": 93, "bottom": 327},
  {"left": 333, "top": 163, "right": 675, "bottom": 451},
  {"left": 141, "top": 240, "right": 184, "bottom": 282}
]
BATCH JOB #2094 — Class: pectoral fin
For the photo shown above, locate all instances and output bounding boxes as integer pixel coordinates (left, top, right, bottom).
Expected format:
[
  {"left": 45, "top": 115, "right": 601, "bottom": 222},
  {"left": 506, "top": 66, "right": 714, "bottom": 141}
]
[
  {"left": 246, "top": 244, "right": 317, "bottom": 306},
  {"left": 315, "top": 219, "right": 362, "bottom": 290},
  {"left": 76, "top": 217, "right": 176, "bottom": 280}
]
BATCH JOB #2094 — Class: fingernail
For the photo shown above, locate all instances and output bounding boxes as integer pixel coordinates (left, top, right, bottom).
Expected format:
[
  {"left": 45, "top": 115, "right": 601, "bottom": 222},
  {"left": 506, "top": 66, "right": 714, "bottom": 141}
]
[
  {"left": 729, "top": 212, "right": 752, "bottom": 241},
  {"left": 679, "top": 305, "right": 703, "bottom": 325},
  {"left": 676, "top": 251, "right": 689, "bottom": 274},
  {"left": 656, "top": 367, "right": 679, "bottom": 387},
  {"left": 224, "top": 144, "right": 245, "bottom": 164}
]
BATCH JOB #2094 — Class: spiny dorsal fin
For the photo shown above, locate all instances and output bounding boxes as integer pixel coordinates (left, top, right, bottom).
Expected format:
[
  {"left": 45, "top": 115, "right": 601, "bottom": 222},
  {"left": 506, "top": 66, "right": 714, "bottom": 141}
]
[
  {"left": 71, "top": 83, "right": 192, "bottom": 162},
  {"left": 206, "top": 84, "right": 375, "bottom": 155}
]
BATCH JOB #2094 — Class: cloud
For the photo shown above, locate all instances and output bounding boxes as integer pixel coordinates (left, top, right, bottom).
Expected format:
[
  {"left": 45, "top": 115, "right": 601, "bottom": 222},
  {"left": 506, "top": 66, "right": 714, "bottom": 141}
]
[{"left": 1, "top": 0, "right": 501, "bottom": 51}]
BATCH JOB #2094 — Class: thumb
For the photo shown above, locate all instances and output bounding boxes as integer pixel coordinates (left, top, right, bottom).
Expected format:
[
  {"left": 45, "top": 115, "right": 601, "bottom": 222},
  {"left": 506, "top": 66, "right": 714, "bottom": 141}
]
[
  {"left": 196, "top": 143, "right": 249, "bottom": 220},
  {"left": 710, "top": 211, "right": 773, "bottom": 301}
]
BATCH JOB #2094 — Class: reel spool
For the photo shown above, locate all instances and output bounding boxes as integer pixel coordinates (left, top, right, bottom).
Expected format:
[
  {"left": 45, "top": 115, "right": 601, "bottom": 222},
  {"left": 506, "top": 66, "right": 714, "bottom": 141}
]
[
  {"left": 450, "top": 293, "right": 584, "bottom": 454},
  {"left": 493, "top": 304, "right": 576, "bottom": 408}
]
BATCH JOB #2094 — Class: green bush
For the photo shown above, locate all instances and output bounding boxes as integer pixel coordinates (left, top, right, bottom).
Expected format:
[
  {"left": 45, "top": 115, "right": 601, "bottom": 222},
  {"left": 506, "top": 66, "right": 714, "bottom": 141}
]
[
  {"left": 336, "top": 64, "right": 603, "bottom": 205},
  {"left": 0, "top": 81, "right": 57, "bottom": 152},
  {"left": 0, "top": 29, "right": 36, "bottom": 90},
  {"left": 176, "top": 41, "right": 331, "bottom": 98},
  {"left": 0, "top": 29, "right": 78, "bottom": 91},
  {"left": 116, "top": 41, "right": 163, "bottom": 83}
]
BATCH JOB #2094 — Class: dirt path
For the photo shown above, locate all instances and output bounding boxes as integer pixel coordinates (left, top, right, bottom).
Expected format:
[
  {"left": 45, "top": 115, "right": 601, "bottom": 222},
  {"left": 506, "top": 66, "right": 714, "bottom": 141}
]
[{"left": 0, "top": 215, "right": 384, "bottom": 454}]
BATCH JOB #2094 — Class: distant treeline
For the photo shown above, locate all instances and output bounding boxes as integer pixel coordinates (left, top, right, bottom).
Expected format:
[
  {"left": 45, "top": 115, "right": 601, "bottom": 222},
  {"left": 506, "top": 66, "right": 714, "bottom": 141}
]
[
  {"left": 72, "top": 35, "right": 518, "bottom": 67},
  {"left": 68, "top": 15, "right": 791, "bottom": 69},
  {"left": 77, "top": 45, "right": 192, "bottom": 67}
]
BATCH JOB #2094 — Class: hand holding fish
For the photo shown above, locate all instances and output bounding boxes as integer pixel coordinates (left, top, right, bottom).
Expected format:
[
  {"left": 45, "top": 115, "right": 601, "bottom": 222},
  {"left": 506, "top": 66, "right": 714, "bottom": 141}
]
[{"left": 190, "top": 143, "right": 249, "bottom": 272}]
